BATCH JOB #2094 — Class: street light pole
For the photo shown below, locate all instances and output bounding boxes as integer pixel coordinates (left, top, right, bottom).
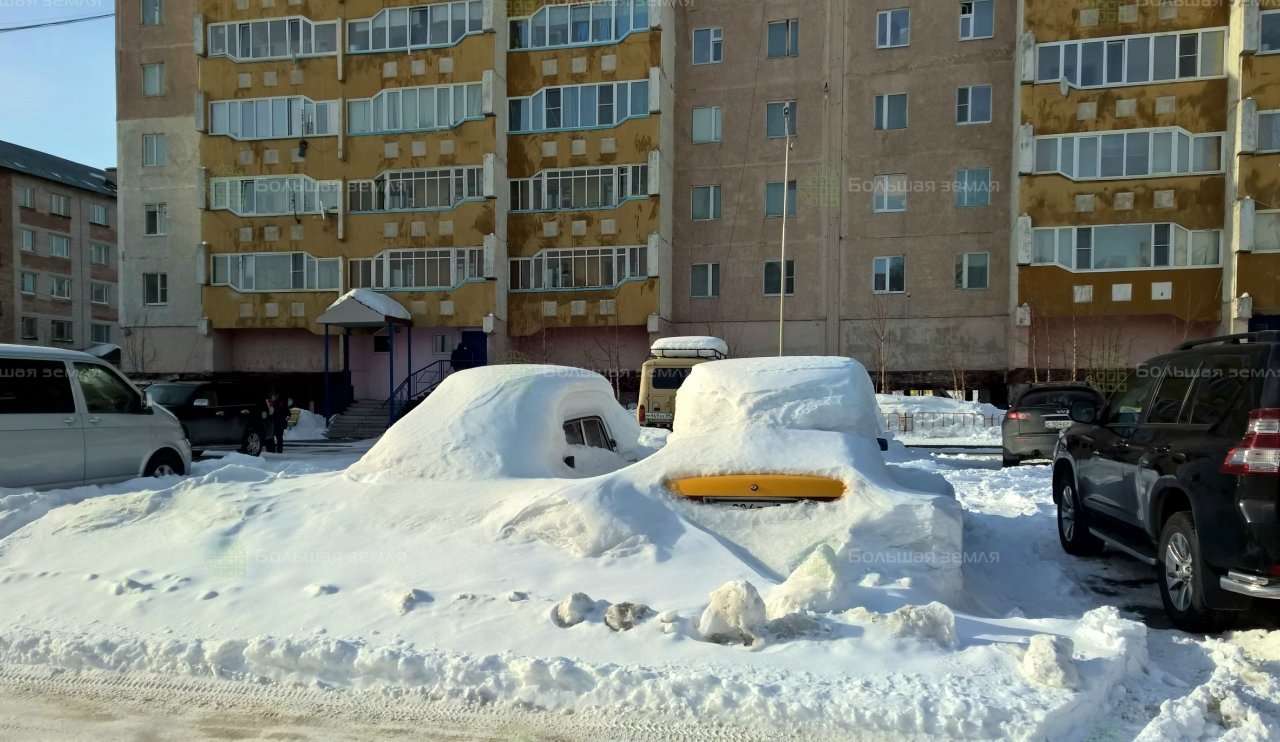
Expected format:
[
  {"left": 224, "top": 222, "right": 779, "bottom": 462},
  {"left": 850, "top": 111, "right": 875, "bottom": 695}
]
[{"left": 778, "top": 103, "right": 792, "bottom": 357}]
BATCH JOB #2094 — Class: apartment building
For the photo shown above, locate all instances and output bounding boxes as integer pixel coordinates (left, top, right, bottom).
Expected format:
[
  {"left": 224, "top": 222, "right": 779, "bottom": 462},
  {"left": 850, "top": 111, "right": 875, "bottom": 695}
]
[
  {"left": 1012, "top": 0, "right": 1252, "bottom": 380},
  {"left": 0, "top": 140, "right": 119, "bottom": 351},
  {"left": 116, "top": 0, "right": 206, "bottom": 374}
]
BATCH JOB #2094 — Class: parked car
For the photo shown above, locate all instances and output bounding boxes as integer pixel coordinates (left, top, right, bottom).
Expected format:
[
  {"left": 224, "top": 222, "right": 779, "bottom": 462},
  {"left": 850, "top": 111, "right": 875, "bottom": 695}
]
[
  {"left": 145, "top": 382, "right": 267, "bottom": 455},
  {"left": 0, "top": 344, "right": 191, "bottom": 490},
  {"left": 637, "top": 336, "right": 728, "bottom": 429},
  {"left": 1002, "top": 383, "right": 1104, "bottom": 466},
  {"left": 1052, "top": 332, "right": 1280, "bottom": 631}
]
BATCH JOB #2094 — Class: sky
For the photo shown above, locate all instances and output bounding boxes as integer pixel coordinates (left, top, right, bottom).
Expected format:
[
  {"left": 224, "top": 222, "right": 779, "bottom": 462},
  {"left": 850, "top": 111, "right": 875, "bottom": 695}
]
[{"left": 0, "top": 1, "right": 117, "bottom": 169}]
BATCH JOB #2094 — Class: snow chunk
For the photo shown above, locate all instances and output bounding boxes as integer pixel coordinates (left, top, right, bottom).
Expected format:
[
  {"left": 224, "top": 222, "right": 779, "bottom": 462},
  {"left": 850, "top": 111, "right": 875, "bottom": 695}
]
[
  {"left": 698, "top": 580, "right": 767, "bottom": 646},
  {"left": 325, "top": 288, "right": 410, "bottom": 321},
  {"left": 552, "top": 593, "right": 596, "bottom": 628},
  {"left": 1018, "top": 635, "right": 1079, "bottom": 690},
  {"left": 765, "top": 544, "right": 854, "bottom": 618},
  {"left": 673, "top": 357, "right": 883, "bottom": 438},
  {"left": 1072, "top": 606, "right": 1148, "bottom": 673},
  {"left": 391, "top": 588, "right": 433, "bottom": 615},
  {"left": 305, "top": 584, "right": 339, "bottom": 597},
  {"left": 348, "top": 365, "right": 643, "bottom": 482},
  {"left": 604, "top": 602, "right": 653, "bottom": 632},
  {"left": 848, "top": 602, "right": 957, "bottom": 649}
]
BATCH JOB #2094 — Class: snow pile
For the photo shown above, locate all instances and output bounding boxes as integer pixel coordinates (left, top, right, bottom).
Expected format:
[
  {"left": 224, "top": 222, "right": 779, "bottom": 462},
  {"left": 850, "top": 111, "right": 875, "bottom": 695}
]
[
  {"left": 284, "top": 409, "right": 328, "bottom": 441},
  {"left": 878, "top": 393, "right": 1003, "bottom": 444},
  {"left": 675, "top": 357, "right": 883, "bottom": 438},
  {"left": 650, "top": 336, "right": 728, "bottom": 357},
  {"left": 697, "top": 580, "right": 767, "bottom": 645},
  {"left": 1019, "top": 635, "right": 1079, "bottom": 689},
  {"left": 347, "top": 365, "right": 643, "bottom": 482},
  {"left": 846, "top": 602, "right": 958, "bottom": 649},
  {"left": 764, "top": 544, "right": 853, "bottom": 618}
]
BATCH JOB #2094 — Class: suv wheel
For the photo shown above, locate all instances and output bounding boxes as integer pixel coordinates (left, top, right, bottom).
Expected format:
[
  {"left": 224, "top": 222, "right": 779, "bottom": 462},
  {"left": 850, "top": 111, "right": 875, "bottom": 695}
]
[
  {"left": 1056, "top": 475, "right": 1105, "bottom": 556},
  {"left": 1158, "top": 512, "right": 1230, "bottom": 633},
  {"left": 240, "top": 430, "right": 264, "bottom": 457},
  {"left": 1002, "top": 452, "right": 1019, "bottom": 467}
]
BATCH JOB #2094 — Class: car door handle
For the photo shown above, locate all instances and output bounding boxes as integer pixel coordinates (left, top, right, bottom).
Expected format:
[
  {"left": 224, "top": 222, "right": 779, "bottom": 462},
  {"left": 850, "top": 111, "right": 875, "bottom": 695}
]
[
  {"left": 87, "top": 416, "right": 101, "bottom": 425},
  {"left": 1154, "top": 446, "right": 1188, "bottom": 463},
  {"left": 215, "top": 411, "right": 226, "bottom": 417},
  {"left": 63, "top": 416, "right": 76, "bottom": 426},
  {"left": 240, "top": 409, "right": 250, "bottom": 415}
]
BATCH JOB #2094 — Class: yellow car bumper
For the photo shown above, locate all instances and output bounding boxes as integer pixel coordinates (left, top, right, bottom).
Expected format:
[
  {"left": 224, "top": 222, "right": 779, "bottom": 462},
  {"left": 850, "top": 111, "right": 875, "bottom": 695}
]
[{"left": 667, "top": 474, "right": 845, "bottom": 504}]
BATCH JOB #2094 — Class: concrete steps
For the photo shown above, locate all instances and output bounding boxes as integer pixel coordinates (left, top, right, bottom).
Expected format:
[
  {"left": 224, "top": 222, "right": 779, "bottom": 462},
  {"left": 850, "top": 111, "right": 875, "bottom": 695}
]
[{"left": 327, "top": 400, "right": 393, "bottom": 440}]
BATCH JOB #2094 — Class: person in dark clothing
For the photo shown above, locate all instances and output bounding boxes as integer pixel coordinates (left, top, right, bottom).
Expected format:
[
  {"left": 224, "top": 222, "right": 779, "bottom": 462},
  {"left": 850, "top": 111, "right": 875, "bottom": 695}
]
[
  {"left": 269, "top": 392, "right": 290, "bottom": 453},
  {"left": 450, "top": 342, "right": 473, "bottom": 373}
]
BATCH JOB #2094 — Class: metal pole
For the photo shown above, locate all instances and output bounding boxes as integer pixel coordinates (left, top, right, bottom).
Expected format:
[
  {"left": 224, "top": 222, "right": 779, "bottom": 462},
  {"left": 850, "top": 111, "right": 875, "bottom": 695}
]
[
  {"left": 387, "top": 322, "right": 395, "bottom": 427},
  {"left": 406, "top": 325, "right": 413, "bottom": 399},
  {"left": 322, "top": 324, "right": 330, "bottom": 418},
  {"left": 778, "top": 104, "right": 792, "bottom": 357}
]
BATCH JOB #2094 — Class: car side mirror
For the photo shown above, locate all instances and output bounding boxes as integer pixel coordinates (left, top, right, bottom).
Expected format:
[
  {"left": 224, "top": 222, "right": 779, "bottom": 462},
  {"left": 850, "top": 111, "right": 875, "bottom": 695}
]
[
  {"left": 1069, "top": 401, "right": 1099, "bottom": 424},
  {"left": 193, "top": 398, "right": 209, "bottom": 408},
  {"left": 877, "top": 437, "right": 889, "bottom": 452},
  {"left": 563, "top": 455, "right": 576, "bottom": 469}
]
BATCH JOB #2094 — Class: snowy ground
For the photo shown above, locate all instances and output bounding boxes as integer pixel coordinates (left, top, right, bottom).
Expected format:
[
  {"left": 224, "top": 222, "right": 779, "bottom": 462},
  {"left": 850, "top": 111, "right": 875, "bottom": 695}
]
[{"left": 0, "top": 446, "right": 1276, "bottom": 740}]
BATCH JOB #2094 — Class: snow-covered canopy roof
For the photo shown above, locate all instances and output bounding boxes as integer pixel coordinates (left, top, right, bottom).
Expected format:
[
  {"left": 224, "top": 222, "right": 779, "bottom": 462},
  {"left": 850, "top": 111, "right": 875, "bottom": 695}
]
[
  {"left": 672, "top": 356, "right": 884, "bottom": 438},
  {"left": 650, "top": 336, "right": 729, "bottom": 359},
  {"left": 317, "top": 289, "right": 412, "bottom": 327}
]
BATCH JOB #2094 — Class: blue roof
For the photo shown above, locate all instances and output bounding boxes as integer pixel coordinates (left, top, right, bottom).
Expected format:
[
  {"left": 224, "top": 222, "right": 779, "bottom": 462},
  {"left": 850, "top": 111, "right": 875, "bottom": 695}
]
[{"left": 0, "top": 139, "right": 115, "bottom": 198}]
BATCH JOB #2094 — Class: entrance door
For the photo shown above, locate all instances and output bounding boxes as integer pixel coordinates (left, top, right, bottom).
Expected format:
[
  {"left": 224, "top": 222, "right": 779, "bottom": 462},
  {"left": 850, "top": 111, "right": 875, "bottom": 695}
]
[
  {"left": 1249, "top": 315, "right": 1280, "bottom": 332},
  {"left": 461, "top": 330, "right": 488, "bottom": 366}
]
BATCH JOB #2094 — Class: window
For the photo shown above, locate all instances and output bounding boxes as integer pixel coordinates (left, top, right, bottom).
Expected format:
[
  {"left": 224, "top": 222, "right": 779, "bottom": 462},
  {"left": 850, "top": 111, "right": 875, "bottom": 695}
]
[
  {"left": 49, "top": 234, "right": 70, "bottom": 258},
  {"left": 0, "top": 359, "right": 80, "bottom": 414},
  {"left": 956, "top": 85, "right": 992, "bottom": 124},
  {"left": 763, "top": 259, "right": 795, "bottom": 296},
  {"left": 563, "top": 416, "right": 614, "bottom": 451},
  {"left": 766, "top": 101, "right": 797, "bottom": 138},
  {"left": 144, "top": 203, "right": 167, "bottom": 235},
  {"left": 432, "top": 335, "right": 452, "bottom": 354},
  {"left": 692, "top": 106, "right": 722, "bottom": 143},
  {"left": 873, "top": 174, "right": 908, "bottom": 213},
  {"left": 1035, "top": 28, "right": 1226, "bottom": 88},
  {"left": 509, "top": 246, "right": 647, "bottom": 291},
  {"left": 765, "top": 180, "right": 797, "bottom": 217},
  {"left": 877, "top": 9, "right": 910, "bottom": 48},
  {"left": 508, "top": 80, "right": 650, "bottom": 133},
  {"left": 1255, "top": 211, "right": 1280, "bottom": 252},
  {"left": 1034, "top": 127, "right": 1223, "bottom": 179},
  {"left": 509, "top": 0, "right": 649, "bottom": 51},
  {"left": 955, "top": 252, "right": 989, "bottom": 289},
  {"left": 91, "top": 282, "right": 111, "bottom": 305},
  {"left": 209, "top": 16, "right": 339, "bottom": 59},
  {"left": 346, "top": 2, "right": 484, "bottom": 53},
  {"left": 17, "top": 186, "right": 33, "bottom": 208},
  {"left": 76, "top": 364, "right": 141, "bottom": 414},
  {"left": 347, "top": 84, "right": 481, "bottom": 135},
  {"left": 142, "top": 0, "right": 162, "bottom": 25},
  {"left": 693, "top": 27, "right": 723, "bottom": 64},
  {"left": 50, "top": 276, "right": 71, "bottom": 299},
  {"left": 510, "top": 164, "right": 646, "bottom": 212},
  {"left": 1187, "top": 355, "right": 1255, "bottom": 429},
  {"left": 873, "top": 256, "right": 905, "bottom": 293},
  {"left": 210, "top": 176, "right": 342, "bottom": 216},
  {"left": 48, "top": 327, "right": 83, "bottom": 354},
  {"left": 91, "top": 324, "right": 112, "bottom": 344},
  {"left": 209, "top": 252, "right": 341, "bottom": 291},
  {"left": 1102, "top": 370, "right": 1157, "bottom": 431},
  {"left": 691, "top": 185, "right": 722, "bottom": 221},
  {"left": 20, "top": 318, "right": 38, "bottom": 341},
  {"left": 690, "top": 263, "right": 720, "bottom": 298},
  {"left": 1031, "top": 224, "right": 1221, "bottom": 270},
  {"left": 142, "top": 63, "right": 164, "bottom": 96},
  {"left": 959, "top": 0, "right": 993, "bottom": 41},
  {"left": 767, "top": 19, "right": 798, "bottom": 58},
  {"left": 91, "top": 243, "right": 111, "bottom": 265},
  {"left": 350, "top": 167, "right": 484, "bottom": 212},
  {"left": 20, "top": 272, "right": 36, "bottom": 295},
  {"left": 89, "top": 204, "right": 110, "bottom": 226},
  {"left": 142, "top": 134, "right": 167, "bottom": 166},
  {"left": 1263, "top": 11, "right": 1280, "bottom": 54},
  {"left": 19, "top": 229, "right": 34, "bottom": 252},
  {"left": 1259, "top": 111, "right": 1280, "bottom": 152},
  {"left": 49, "top": 193, "right": 70, "bottom": 217},
  {"left": 143, "top": 272, "right": 168, "bottom": 305},
  {"left": 955, "top": 168, "right": 991, "bottom": 207},
  {"left": 874, "top": 93, "right": 907, "bottom": 130}
]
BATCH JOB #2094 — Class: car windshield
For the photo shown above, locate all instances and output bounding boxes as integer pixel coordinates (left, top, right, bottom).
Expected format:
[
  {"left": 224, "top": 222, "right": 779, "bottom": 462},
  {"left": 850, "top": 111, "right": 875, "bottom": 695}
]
[
  {"left": 145, "top": 384, "right": 197, "bottom": 406},
  {"left": 650, "top": 367, "right": 692, "bottom": 390},
  {"left": 1018, "top": 389, "right": 1097, "bottom": 409}
]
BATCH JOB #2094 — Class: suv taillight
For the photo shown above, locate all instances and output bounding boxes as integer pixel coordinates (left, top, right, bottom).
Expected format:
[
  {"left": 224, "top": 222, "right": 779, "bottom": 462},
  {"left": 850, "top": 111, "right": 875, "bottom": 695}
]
[
  {"left": 1221, "top": 408, "right": 1280, "bottom": 476},
  {"left": 1007, "top": 411, "right": 1028, "bottom": 421},
  {"left": 637, "top": 404, "right": 646, "bottom": 425}
]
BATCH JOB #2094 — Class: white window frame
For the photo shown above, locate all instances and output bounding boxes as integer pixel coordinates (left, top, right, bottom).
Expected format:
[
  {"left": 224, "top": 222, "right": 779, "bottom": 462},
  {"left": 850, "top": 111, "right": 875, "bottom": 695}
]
[
  {"left": 959, "top": 0, "right": 994, "bottom": 41},
  {"left": 765, "top": 180, "right": 797, "bottom": 218},
  {"left": 765, "top": 100, "right": 797, "bottom": 139},
  {"left": 49, "top": 276, "right": 72, "bottom": 300},
  {"left": 207, "top": 16, "right": 340, "bottom": 61},
  {"left": 873, "top": 174, "right": 908, "bottom": 213},
  {"left": 954, "top": 168, "right": 992, "bottom": 208},
  {"left": 766, "top": 19, "right": 799, "bottom": 58},
  {"left": 956, "top": 84, "right": 992, "bottom": 125},
  {"left": 508, "top": 246, "right": 647, "bottom": 292},
  {"left": 1033, "top": 127, "right": 1224, "bottom": 180},
  {"left": 91, "top": 282, "right": 112, "bottom": 305},
  {"left": 510, "top": 164, "right": 648, "bottom": 213},
  {"left": 692, "top": 105, "right": 722, "bottom": 143},
  {"left": 690, "top": 262, "right": 720, "bottom": 298},
  {"left": 142, "top": 62, "right": 164, "bottom": 96},
  {"left": 89, "top": 203, "right": 110, "bottom": 225},
  {"left": 691, "top": 185, "right": 722, "bottom": 221},
  {"left": 17, "top": 186, "right": 34, "bottom": 208},
  {"left": 208, "top": 176, "right": 341, "bottom": 217},
  {"left": 49, "top": 193, "right": 70, "bottom": 217},
  {"left": 19, "top": 228, "right": 34, "bottom": 252},
  {"left": 763, "top": 259, "right": 795, "bottom": 296},
  {"left": 1254, "top": 209, "right": 1280, "bottom": 252},
  {"left": 508, "top": 79, "right": 650, "bottom": 134},
  {"left": 874, "top": 93, "right": 908, "bottom": 130},
  {"left": 1030, "top": 223, "right": 1222, "bottom": 272},
  {"left": 347, "top": 1, "right": 483, "bottom": 53},
  {"left": 91, "top": 323, "right": 112, "bottom": 344},
  {"left": 50, "top": 320, "right": 73, "bottom": 344},
  {"left": 141, "top": 0, "right": 162, "bottom": 26},
  {"left": 143, "top": 272, "right": 168, "bottom": 305},
  {"left": 873, "top": 255, "right": 906, "bottom": 294},
  {"left": 876, "top": 8, "right": 910, "bottom": 49},
  {"left": 693, "top": 26, "right": 723, "bottom": 64},
  {"left": 1256, "top": 110, "right": 1280, "bottom": 153},
  {"left": 49, "top": 234, "right": 71, "bottom": 258},
  {"left": 1034, "top": 27, "right": 1227, "bottom": 89},
  {"left": 509, "top": 0, "right": 651, "bottom": 52},
  {"left": 20, "top": 271, "right": 37, "bottom": 295},
  {"left": 144, "top": 203, "right": 168, "bottom": 235},
  {"left": 20, "top": 317, "right": 37, "bottom": 340},
  {"left": 90, "top": 243, "right": 111, "bottom": 265},
  {"left": 211, "top": 96, "right": 341, "bottom": 140},
  {"left": 349, "top": 83, "right": 484, "bottom": 136},
  {"left": 209, "top": 251, "right": 342, "bottom": 293},
  {"left": 1262, "top": 10, "right": 1280, "bottom": 55},
  {"left": 956, "top": 251, "right": 990, "bottom": 290},
  {"left": 142, "top": 133, "right": 168, "bottom": 166}
]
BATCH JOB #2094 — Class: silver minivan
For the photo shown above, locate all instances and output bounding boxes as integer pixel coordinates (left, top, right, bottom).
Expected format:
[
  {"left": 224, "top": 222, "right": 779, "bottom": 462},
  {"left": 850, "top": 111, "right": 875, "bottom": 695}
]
[{"left": 0, "top": 344, "right": 191, "bottom": 490}]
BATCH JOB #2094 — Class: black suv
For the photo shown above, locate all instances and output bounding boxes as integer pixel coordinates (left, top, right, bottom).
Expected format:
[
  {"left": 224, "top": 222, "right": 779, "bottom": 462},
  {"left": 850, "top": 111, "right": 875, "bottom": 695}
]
[
  {"left": 1053, "top": 332, "right": 1280, "bottom": 631},
  {"left": 145, "top": 382, "right": 267, "bottom": 456}
]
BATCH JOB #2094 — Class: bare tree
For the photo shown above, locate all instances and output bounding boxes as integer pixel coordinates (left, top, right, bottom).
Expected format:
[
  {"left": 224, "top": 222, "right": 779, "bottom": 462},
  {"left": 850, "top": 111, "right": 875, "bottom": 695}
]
[
  {"left": 863, "top": 296, "right": 894, "bottom": 392},
  {"left": 935, "top": 328, "right": 971, "bottom": 400},
  {"left": 122, "top": 312, "right": 158, "bottom": 375}
]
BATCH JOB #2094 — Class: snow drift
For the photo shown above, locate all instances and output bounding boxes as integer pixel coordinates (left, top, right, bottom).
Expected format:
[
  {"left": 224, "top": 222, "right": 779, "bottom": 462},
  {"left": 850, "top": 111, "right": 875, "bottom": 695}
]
[{"left": 347, "top": 365, "right": 643, "bottom": 482}]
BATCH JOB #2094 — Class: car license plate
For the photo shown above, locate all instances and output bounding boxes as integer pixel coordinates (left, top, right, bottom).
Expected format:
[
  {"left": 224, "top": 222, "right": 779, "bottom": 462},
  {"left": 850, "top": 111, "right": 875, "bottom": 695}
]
[{"left": 1045, "top": 420, "right": 1071, "bottom": 429}]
